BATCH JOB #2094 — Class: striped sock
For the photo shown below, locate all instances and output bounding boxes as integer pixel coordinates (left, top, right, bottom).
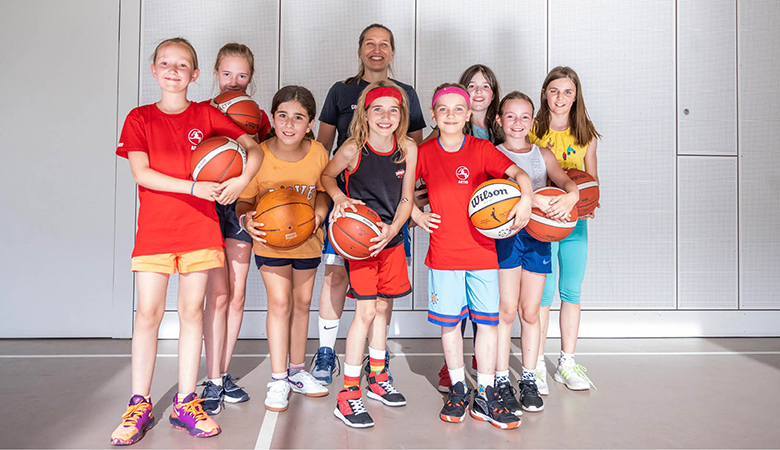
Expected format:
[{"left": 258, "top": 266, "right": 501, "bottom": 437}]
[
  {"left": 343, "top": 363, "right": 361, "bottom": 388},
  {"left": 288, "top": 362, "right": 305, "bottom": 377},
  {"left": 368, "top": 347, "right": 386, "bottom": 375},
  {"left": 271, "top": 371, "right": 288, "bottom": 381}
]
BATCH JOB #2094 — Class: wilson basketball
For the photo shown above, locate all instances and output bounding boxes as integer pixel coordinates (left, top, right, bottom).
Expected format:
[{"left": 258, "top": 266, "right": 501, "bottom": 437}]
[
  {"left": 191, "top": 136, "right": 246, "bottom": 182},
  {"left": 328, "top": 205, "right": 382, "bottom": 260},
  {"left": 566, "top": 168, "right": 599, "bottom": 216},
  {"left": 210, "top": 91, "right": 264, "bottom": 135},
  {"left": 468, "top": 179, "right": 523, "bottom": 239},
  {"left": 525, "top": 187, "right": 579, "bottom": 242},
  {"left": 253, "top": 189, "right": 316, "bottom": 250}
]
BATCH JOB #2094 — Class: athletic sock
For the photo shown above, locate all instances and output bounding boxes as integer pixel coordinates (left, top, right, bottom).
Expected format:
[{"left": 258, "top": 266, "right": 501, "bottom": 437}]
[
  {"left": 477, "top": 372, "right": 494, "bottom": 398},
  {"left": 522, "top": 366, "right": 535, "bottom": 381},
  {"left": 343, "top": 363, "right": 361, "bottom": 388},
  {"left": 288, "top": 362, "right": 305, "bottom": 377},
  {"left": 449, "top": 365, "right": 466, "bottom": 385},
  {"left": 495, "top": 370, "right": 510, "bottom": 384},
  {"left": 318, "top": 316, "right": 340, "bottom": 349},
  {"left": 368, "top": 347, "right": 386, "bottom": 375},
  {"left": 560, "top": 351, "right": 574, "bottom": 364},
  {"left": 271, "top": 372, "right": 288, "bottom": 381},
  {"left": 175, "top": 392, "right": 193, "bottom": 403},
  {"left": 209, "top": 377, "right": 222, "bottom": 386}
]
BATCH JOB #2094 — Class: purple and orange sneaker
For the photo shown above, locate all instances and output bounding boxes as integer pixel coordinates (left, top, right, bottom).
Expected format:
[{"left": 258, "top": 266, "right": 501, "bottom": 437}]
[
  {"left": 169, "top": 393, "right": 221, "bottom": 438},
  {"left": 110, "top": 395, "right": 154, "bottom": 446}
]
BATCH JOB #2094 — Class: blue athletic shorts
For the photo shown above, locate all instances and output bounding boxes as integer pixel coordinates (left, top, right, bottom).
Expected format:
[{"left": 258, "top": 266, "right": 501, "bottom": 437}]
[
  {"left": 254, "top": 255, "right": 321, "bottom": 270},
  {"left": 216, "top": 201, "right": 252, "bottom": 244},
  {"left": 495, "top": 228, "right": 552, "bottom": 274},
  {"left": 427, "top": 268, "right": 499, "bottom": 327}
]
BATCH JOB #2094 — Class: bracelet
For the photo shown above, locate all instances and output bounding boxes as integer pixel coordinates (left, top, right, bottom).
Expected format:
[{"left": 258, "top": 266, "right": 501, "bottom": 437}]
[
  {"left": 238, "top": 214, "right": 247, "bottom": 233},
  {"left": 190, "top": 182, "right": 196, "bottom": 196}
]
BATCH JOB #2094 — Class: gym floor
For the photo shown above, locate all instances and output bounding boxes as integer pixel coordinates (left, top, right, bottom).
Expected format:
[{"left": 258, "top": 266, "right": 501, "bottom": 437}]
[{"left": 1, "top": 337, "right": 779, "bottom": 449}]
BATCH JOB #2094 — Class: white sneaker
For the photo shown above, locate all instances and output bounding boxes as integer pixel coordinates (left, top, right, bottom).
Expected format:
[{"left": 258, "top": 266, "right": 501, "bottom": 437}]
[
  {"left": 535, "top": 363, "right": 550, "bottom": 396},
  {"left": 288, "top": 370, "right": 329, "bottom": 397},
  {"left": 553, "top": 357, "right": 595, "bottom": 391},
  {"left": 265, "top": 379, "right": 291, "bottom": 411}
]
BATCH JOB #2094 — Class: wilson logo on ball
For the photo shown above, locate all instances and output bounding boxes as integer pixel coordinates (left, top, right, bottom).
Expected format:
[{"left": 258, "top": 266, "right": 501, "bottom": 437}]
[{"left": 468, "top": 179, "right": 522, "bottom": 239}]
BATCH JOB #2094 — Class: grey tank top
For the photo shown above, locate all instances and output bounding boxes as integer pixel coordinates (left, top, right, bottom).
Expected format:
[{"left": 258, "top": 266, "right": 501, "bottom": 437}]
[{"left": 496, "top": 143, "right": 547, "bottom": 190}]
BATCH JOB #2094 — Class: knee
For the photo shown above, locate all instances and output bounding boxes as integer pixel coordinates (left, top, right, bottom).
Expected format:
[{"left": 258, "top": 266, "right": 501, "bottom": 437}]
[
  {"left": 375, "top": 300, "right": 389, "bottom": 316},
  {"left": 520, "top": 308, "right": 539, "bottom": 325},
  {"left": 356, "top": 304, "right": 377, "bottom": 324},
  {"left": 325, "top": 267, "right": 349, "bottom": 288},
  {"left": 178, "top": 302, "right": 203, "bottom": 324},
  {"left": 293, "top": 294, "right": 312, "bottom": 311},
  {"left": 559, "top": 290, "right": 581, "bottom": 305},
  {"left": 229, "top": 291, "right": 246, "bottom": 310},
  {"left": 498, "top": 302, "right": 517, "bottom": 324},
  {"left": 135, "top": 305, "right": 164, "bottom": 329},
  {"left": 268, "top": 297, "right": 292, "bottom": 317}
]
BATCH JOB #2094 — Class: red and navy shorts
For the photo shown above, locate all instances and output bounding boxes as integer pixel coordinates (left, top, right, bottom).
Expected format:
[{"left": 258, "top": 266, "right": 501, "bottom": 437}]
[{"left": 345, "top": 244, "right": 411, "bottom": 300}]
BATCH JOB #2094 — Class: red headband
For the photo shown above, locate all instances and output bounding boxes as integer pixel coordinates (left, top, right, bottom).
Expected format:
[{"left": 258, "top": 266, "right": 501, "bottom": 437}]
[{"left": 365, "top": 87, "right": 403, "bottom": 109}]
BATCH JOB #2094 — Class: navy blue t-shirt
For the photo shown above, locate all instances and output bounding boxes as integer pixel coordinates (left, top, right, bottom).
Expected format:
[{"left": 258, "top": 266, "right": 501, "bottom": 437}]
[{"left": 319, "top": 77, "right": 427, "bottom": 152}]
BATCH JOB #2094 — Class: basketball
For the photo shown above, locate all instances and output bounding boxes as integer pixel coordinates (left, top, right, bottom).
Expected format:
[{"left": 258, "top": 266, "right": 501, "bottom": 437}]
[
  {"left": 191, "top": 136, "right": 246, "bottom": 182},
  {"left": 210, "top": 91, "right": 264, "bottom": 135},
  {"left": 328, "top": 204, "right": 382, "bottom": 260},
  {"left": 566, "top": 168, "right": 600, "bottom": 216},
  {"left": 253, "top": 189, "right": 316, "bottom": 250},
  {"left": 468, "top": 179, "right": 523, "bottom": 239},
  {"left": 525, "top": 187, "right": 579, "bottom": 242}
]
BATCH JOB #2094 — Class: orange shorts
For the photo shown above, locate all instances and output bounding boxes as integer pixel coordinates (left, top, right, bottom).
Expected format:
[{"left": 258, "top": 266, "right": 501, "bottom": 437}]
[
  {"left": 345, "top": 244, "right": 411, "bottom": 300},
  {"left": 131, "top": 247, "right": 225, "bottom": 274}
]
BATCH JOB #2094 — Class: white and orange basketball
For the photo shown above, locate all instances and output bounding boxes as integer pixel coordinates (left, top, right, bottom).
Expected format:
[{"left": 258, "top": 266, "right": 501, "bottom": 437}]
[
  {"left": 328, "top": 205, "right": 382, "bottom": 260},
  {"left": 190, "top": 136, "right": 246, "bottom": 182},
  {"left": 525, "top": 187, "right": 578, "bottom": 242},
  {"left": 566, "top": 168, "right": 599, "bottom": 216},
  {"left": 468, "top": 179, "right": 523, "bottom": 239}
]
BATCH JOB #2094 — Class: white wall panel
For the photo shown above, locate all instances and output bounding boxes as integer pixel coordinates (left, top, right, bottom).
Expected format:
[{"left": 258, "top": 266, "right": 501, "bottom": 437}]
[
  {"left": 738, "top": 0, "right": 780, "bottom": 309},
  {"left": 677, "top": 0, "right": 737, "bottom": 156},
  {"left": 678, "top": 157, "right": 738, "bottom": 309},
  {"left": 0, "top": 0, "right": 120, "bottom": 337},
  {"left": 549, "top": 0, "right": 677, "bottom": 309}
]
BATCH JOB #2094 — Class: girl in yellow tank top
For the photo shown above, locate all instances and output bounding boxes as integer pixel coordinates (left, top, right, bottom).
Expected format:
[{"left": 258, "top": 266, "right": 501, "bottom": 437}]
[{"left": 528, "top": 127, "right": 589, "bottom": 171}]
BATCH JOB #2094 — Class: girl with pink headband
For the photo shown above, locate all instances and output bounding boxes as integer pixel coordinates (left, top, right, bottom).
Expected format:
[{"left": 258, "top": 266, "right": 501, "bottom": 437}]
[
  {"left": 412, "top": 83, "right": 533, "bottom": 430},
  {"left": 321, "top": 80, "right": 418, "bottom": 428}
]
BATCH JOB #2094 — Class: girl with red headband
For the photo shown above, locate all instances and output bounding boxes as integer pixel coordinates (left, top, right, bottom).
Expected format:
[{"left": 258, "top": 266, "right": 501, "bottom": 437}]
[{"left": 321, "top": 80, "right": 417, "bottom": 428}]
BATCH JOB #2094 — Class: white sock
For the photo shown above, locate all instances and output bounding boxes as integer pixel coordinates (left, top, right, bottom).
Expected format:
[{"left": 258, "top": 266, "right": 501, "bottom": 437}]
[
  {"left": 318, "top": 316, "right": 340, "bottom": 349},
  {"left": 368, "top": 346, "right": 386, "bottom": 361},
  {"left": 209, "top": 377, "right": 222, "bottom": 386},
  {"left": 495, "top": 369, "right": 510, "bottom": 384},
  {"left": 449, "top": 366, "right": 466, "bottom": 384},
  {"left": 271, "top": 371, "right": 288, "bottom": 381},
  {"left": 522, "top": 366, "right": 535, "bottom": 381},
  {"left": 560, "top": 351, "right": 574, "bottom": 364},
  {"left": 477, "top": 372, "right": 495, "bottom": 397}
]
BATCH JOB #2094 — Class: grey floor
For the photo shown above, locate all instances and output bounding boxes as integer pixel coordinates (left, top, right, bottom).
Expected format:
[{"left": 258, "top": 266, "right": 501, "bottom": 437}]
[{"left": 1, "top": 337, "right": 779, "bottom": 449}]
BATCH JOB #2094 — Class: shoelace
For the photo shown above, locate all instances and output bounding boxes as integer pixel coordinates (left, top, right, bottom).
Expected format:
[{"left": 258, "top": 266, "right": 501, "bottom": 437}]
[
  {"left": 562, "top": 364, "right": 597, "bottom": 390},
  {"left": 179, "top": 397, "right": 209, "bottom": 421},
  {"left": 198, "top": 381, "right": 223, "bottom": 399},
  {"left": 267, "top": 380, "right": 288, "bottom": 395},
  {"left": 121, "top": 402, "right": 150, "bottom": 426},
  {"left": 447, "top": 390, "right": 469, "bottom": 407},
  {"left": 488, "top": 392, "right": 512, "bottom": 415},
  {"left": 347, "top": 397, "right": 368, "bottom": 415},
  {"left": 312, "top": 350, "right": 341, "bottom": 376},
  {"left": 222, "top": 374, "right": 241, "bottom": 390},
  {"left": 377, "top": 380, "right": 400, "bottom": 394}
]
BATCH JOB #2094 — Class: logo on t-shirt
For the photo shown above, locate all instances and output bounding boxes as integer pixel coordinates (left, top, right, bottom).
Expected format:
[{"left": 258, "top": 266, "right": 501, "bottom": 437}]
[
  {"left": 188, "top": 129, "right": 204, "bottom": 146},
  {"left": 395, "top": 169, "right": 405, "bottom": 179},
  {"left": 455, "top": 166, "right": 470, "bottom": 184}
]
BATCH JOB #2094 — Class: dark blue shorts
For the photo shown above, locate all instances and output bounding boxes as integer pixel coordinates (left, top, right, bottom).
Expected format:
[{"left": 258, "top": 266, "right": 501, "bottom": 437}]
[
  {"left": 254, "top": 255, "right": 321, "bottom": 270},
  {"left": 495, "top": 228, "right": 552, "bottom": 274},
  {"left": 216, "top": 201, "right": 252, "bottom": 244}
]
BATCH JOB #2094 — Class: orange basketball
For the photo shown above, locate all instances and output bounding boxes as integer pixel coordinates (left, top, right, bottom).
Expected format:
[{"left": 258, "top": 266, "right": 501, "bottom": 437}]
[
  {"left": 328, "top": 204, "right": 382, "bottom": 260},
  {"left": 468, "top": 179, "right": 523, "bottom": 239},
  {"left": 566, "top": 168, "right": 599, "bottom": 216},
  {"left": 191, "top": 136, "right": 245, "bottom": 182},
  {"left": 211, "top": 91, "right": 264, "bottom": 135},
  {"left": 253, "top": 189, "right": 316, "bottom": 250},
  {"left": 525, "top": 187, "right": 579, "bottom": 242}
]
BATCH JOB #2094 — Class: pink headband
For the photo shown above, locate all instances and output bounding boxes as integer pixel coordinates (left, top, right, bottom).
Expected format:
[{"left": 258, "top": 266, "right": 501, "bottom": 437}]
[
  {"left": 365, "top": 87, "right": 404, "bottom": 109},
  {"left": 432, "top": 86, "right": 470, "bottom": 109}
]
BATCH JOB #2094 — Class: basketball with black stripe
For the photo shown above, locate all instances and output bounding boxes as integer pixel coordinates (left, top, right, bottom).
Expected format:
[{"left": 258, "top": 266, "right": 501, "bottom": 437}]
[
  {"left": 211, "top": 91, "right": 264, "bottom": 134},
  {"left": 190, "top": 136, "right": 246, "bottom": 182},
  {"left": 468, "top": 179, "right": 523, "bottom": 239},
  {"left": 525, "top": 187, "right": 579, "bottom": 242},
  {"left": 566, "top": 168, "right": 599, "bottom": 216},
  {"left": 328, "top": 205, "right": 382, "bottom": 260},
  {"left": 253, "top": 189, "right": 316, "bottom": 250}
]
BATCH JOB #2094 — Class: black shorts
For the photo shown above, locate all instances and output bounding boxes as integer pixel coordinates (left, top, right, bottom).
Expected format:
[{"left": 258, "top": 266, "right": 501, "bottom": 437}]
[
  {"left": 254, "top": 255, "right": 321, "bottom": 270},
  {"left": 216, "top": 201, "right": 253, "bottom": 244}
]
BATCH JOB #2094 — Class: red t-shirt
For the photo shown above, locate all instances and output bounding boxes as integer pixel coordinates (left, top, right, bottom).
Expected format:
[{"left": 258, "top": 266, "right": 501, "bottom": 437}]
[
  {"left": 117, "top": 102, "right": 245, "bottom": 257},
  {"left": 416, "top": 134, "right": 514, "bottom": 270},
  {"left": 199, "top": 99, "right": 272, "bottom": 141}
]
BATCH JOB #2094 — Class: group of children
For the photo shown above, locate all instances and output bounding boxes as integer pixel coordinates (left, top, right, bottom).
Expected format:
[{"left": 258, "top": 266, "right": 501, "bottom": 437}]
[{"left": 111, "top": 22, "right": 599, "bottom": 445}]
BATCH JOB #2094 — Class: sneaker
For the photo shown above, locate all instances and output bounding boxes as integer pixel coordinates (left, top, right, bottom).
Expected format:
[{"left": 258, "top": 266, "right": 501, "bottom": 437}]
[
  {"left": 288, "top": 370, "right": 329, "bottom": 397},
  {"left": 519, "top": 379, "right": 545, "bottom": 412},
  {"left": 440, "top": 381, "right": 470, "bottom": 423},
  {"left": 366, "top": 369, "right": 406, "bottom": 407},
  {"left": 437, "top": 363, "right": 451, "bottom": 393},
  {"left": 470, "top": 355, "right": 478, "bottom": 376},
  {"left": 495, "top": 380, "right": 523, "bottom": 416},
  {"left": 311, "top": 346, "right": 340, "bottom": 385},
  {"left": 553, "top": 357, "right": 596, "bottom": 391},
  {"left": 264, "top": 379, "right": 291, "bottom": 412},
  {"left": 362, "top": 352, "right": 393, "bottom": 383},
  {"left": 199, "top": 380, "right": 223, "bottom": 415},
  {"left": 110, "top": 395, "right": 154, "bottom": 446},
  {"left": 536, "top": 362, "right": 550, "bottom": 396},
  {"left": 334, "top": 386, "right": 374, "bottom": 428},
  {"left": 169, "top": 393, "right": 221, "bottom": 438},
  {"left": 470, "top": 386, "right": 521, "bottom": 430},
  {"left": 222, "top": 373, "right": 249, "bottom": 403}
]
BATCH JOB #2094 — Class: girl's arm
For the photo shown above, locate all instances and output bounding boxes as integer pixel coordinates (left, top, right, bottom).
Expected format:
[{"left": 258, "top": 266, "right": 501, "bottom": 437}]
[
  {"left": 505, "top": 165, "right": 533, "bottom": 230},
  {"left": 215, "top": 134, "right": 265, "bottom": 205},
  {"left": 408, "top": 129, "right": 424, "bottom": 145},
  {"left": 313, "top": 191, "right": 331, "bottom": 230},
  {"left": 369, "top": 139, "right": 418, "bottom": 256},
  {"left": 128, "top": 151, "right": 219, "bottom": 200},
  {"left": 320, "top": 141, "right": 364, "bottom": 220},
  {"left": 541, "top": 147, "right": 579, "bottom": 222},
  {"left": 316, "top": 123, "right": 337, "bottom": 153},
  {"left": 235, "top": 197, "right": 266, "bottom": 245},
  {"left": 583, "top": 138, "right": 599, "bottom": 218}
]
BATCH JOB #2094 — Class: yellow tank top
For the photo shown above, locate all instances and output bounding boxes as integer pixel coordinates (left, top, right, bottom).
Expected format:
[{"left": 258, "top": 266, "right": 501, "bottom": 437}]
[{"left": 529, "top": 127, "right": 589, "bottom": 171}]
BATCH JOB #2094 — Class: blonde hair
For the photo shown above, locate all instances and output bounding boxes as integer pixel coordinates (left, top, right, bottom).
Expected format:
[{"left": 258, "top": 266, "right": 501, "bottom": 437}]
[
  {"left": 346, "top": 80, "right": 411, "bottom": 163},
  {"left": 151, "top": 37, "right": 198, "bottom": 70},
  {"left": 534, "top": 66, "right": 600, "bottom": 147},
  {"left": 213, "top": 43, "right": 256, "bottom": 95}
]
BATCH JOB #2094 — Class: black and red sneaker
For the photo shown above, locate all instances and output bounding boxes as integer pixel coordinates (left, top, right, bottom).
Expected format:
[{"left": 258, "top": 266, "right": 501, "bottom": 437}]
[
  {"left": 366, "top": 369, "right": 406, "bottom": 407},
  {"left": 470, "top": 385, "right": 521, "bottom": 429},
  {"left": 333, "top": 386, "right": 374, "bottom": 428},
  {"left": 440, "top": 381, "right": 470, "bottom": 423}
]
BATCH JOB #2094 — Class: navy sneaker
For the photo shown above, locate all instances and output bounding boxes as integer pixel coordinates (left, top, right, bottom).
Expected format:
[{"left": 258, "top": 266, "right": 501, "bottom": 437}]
[
  {"left": 495, "top": 379, "right": 523, "bottom": 417},
  {"left": 362, "top": 352, "right": 393, "bottom": 383},
  {"left": 519, "top": 379, "right": 544, "bottom": 412},
  {"left": 470, "top": 385, "right": 520, "bottom": 429},
  {"left": 311, "top": 346, "right": 340, "bottom": 385},
  {"left": 440, "top": 381, "right": 470, "bottom": 423},
  {"left": 199, "top": 380, "right": 223, "bottom": 415},
  {"left": 222, "top": 373, "right": 249, "bottom": 403}
]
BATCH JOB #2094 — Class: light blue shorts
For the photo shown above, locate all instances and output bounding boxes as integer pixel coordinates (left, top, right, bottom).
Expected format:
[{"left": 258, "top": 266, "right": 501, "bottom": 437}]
[{"left": 427, "top": 268, "right": 499, "bottom": 327}]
